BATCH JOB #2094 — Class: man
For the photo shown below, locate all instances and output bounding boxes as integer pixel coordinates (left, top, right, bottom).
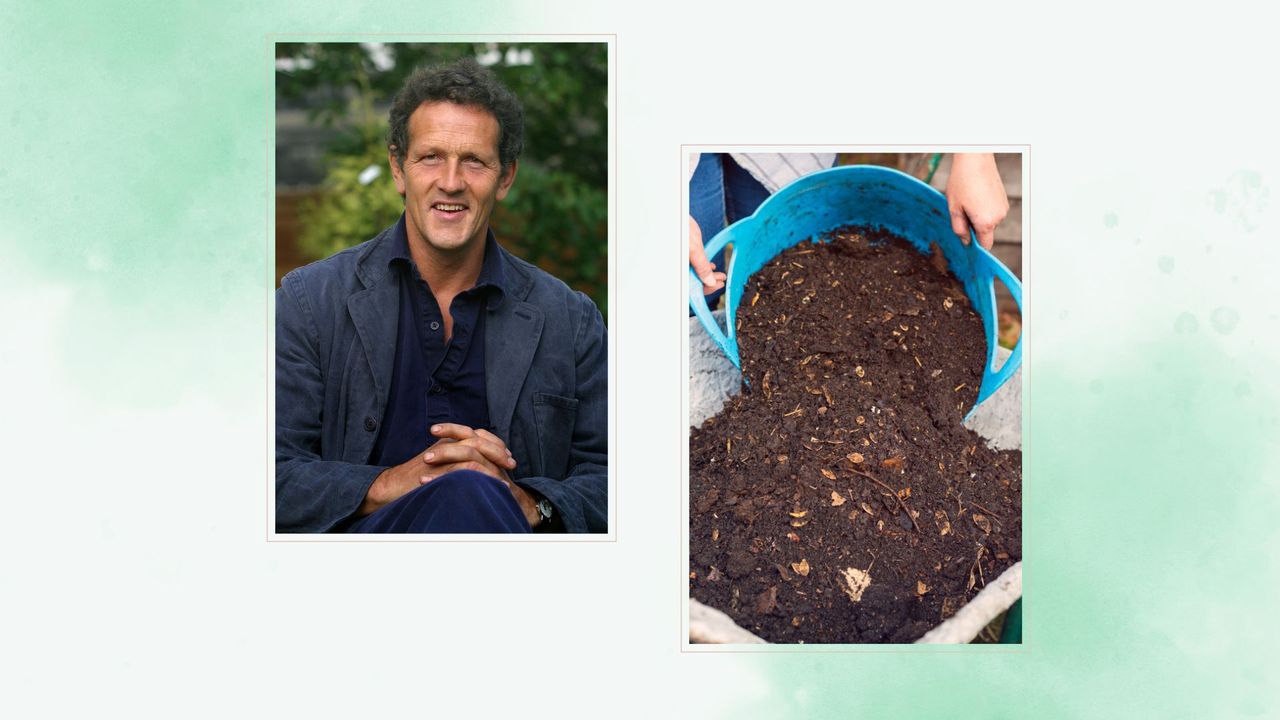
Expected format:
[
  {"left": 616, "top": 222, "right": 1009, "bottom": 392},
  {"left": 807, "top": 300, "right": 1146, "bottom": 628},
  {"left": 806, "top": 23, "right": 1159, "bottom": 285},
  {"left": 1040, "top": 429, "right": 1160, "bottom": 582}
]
[{"left": 275, "top": 60, "right": 607, "bottom": 534}]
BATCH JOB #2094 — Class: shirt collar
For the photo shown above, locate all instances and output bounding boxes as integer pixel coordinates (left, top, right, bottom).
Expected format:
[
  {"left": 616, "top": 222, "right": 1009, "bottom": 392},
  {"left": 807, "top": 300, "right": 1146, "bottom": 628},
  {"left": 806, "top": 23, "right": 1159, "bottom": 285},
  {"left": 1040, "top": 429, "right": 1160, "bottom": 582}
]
[{"left": 388, "top": 213, "right": 506, "bottom": 299}]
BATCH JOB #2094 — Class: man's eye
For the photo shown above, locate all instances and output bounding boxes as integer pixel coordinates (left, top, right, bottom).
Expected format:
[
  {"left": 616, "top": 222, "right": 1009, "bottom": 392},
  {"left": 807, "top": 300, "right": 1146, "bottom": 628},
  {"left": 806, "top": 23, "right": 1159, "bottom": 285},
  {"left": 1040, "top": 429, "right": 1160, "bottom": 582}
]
[{"left": 464, "top": 157, "right": 485, "bottom": 167}]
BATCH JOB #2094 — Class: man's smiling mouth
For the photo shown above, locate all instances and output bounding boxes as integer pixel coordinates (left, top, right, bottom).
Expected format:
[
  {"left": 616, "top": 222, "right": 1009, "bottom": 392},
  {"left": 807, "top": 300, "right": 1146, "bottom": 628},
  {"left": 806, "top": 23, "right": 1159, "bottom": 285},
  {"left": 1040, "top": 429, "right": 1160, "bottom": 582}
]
[{"left": 432, "top": 202, "right": 467, "bottom": 212}]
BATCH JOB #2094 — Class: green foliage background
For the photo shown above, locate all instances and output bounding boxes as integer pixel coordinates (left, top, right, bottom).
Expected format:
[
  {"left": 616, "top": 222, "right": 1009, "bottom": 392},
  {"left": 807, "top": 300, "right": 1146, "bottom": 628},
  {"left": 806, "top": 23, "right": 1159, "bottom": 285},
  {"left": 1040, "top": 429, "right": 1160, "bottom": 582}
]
[{"left": 276, "top": 42, "right": 608, "bottom": 313}]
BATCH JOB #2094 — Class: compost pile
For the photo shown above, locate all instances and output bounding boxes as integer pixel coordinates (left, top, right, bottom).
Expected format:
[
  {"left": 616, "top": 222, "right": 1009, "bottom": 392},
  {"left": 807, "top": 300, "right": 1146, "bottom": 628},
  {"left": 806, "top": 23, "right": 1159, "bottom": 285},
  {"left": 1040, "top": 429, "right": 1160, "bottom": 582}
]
[{"left": 689, "top": 226, "right": 1022, "bottom": 643}]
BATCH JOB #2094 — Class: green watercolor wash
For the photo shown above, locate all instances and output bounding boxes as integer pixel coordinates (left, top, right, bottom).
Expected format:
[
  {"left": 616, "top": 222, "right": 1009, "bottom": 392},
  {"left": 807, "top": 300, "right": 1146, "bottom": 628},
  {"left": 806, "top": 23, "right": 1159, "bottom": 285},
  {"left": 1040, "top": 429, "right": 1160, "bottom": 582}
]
[
  {"left": 0, "top": 1, "right": 539, "bottom": 409},
  {"left": 1211, "top": 307, "right": 1241, "bottom": 335}
]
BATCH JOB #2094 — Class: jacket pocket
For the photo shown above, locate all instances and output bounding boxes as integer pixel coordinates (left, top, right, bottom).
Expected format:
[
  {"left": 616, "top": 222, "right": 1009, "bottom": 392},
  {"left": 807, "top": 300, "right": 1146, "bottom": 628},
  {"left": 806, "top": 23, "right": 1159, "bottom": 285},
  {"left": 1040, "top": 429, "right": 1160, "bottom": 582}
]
[{"left": 532, "top": 392, "right": 579, "bottom": 478}]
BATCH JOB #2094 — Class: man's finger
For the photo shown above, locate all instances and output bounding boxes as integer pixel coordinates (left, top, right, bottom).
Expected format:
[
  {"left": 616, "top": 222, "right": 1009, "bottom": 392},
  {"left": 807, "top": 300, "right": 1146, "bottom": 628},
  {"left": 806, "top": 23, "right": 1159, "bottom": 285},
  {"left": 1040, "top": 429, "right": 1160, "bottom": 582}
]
[
  {"left": 426, "top": 436, "right": 458, "bottom": 450},
  {"left": 974, "top": 222, "right": 996, "bottom": 250},
  {"left": 420, "top": 458, "right": 508, "bottom": 485},
  {"left": 424, "top": 440, "right": 515, "bottom": 470},
  {"left": 473, "top": 429, "right": 516, "bottom": 460},
  {"left": 690, "top": 247, "right": 714, "bottom": 274},
  {"left": 473, "top": 427, "right": 511, "bottom": 451},
  {"left": 690, "top": 252, "right": 718, "bottom": 286},
  {"left": 430, "top": 423, "right": 477, "bottom": 441},
  {"left": 455, "top": 433, "right": 516, "bottom": 468},
  {"left": 426, "top": 430, "right": 516, "bottom": 470},
  {"left": 950, "top": 206, "right": 972, "bottom": 246}
]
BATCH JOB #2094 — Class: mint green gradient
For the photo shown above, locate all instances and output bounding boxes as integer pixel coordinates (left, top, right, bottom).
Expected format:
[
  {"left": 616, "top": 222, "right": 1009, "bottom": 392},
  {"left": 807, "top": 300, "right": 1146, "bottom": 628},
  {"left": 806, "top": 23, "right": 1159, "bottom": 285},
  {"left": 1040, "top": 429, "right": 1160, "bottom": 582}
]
[{"left": 0, "top": 1, "right": 513, "bottom": 410}]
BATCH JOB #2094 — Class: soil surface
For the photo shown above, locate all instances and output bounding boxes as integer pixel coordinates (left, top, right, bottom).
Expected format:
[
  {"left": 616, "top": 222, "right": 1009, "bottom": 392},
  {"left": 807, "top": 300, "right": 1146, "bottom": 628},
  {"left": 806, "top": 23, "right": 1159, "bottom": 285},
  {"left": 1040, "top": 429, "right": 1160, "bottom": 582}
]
[{"left": 689, "top": 226, "right": 1022, "bottom": 644}]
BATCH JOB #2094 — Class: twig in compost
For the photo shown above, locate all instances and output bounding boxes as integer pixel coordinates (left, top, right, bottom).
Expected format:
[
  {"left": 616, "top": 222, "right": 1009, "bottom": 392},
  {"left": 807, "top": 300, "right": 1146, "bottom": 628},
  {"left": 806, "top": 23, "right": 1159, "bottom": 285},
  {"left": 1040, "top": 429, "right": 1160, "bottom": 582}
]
[
  {"left": 968, "top": 544, "right": 986, "bottom": 590},
  {"left": 849, "top": 468, "right": 922, "bottom": 533},
  {"left": 968, "top": 501, "right": 1001, "bottom": 521}
]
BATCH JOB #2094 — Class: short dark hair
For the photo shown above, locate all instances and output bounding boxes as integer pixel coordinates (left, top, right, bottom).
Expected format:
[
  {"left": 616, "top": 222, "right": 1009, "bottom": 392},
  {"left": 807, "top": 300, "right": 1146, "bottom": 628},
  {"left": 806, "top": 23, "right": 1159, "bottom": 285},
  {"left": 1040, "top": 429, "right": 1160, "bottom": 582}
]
[{"left": 387, "top": 59, "right": 525, "bottom": 171}]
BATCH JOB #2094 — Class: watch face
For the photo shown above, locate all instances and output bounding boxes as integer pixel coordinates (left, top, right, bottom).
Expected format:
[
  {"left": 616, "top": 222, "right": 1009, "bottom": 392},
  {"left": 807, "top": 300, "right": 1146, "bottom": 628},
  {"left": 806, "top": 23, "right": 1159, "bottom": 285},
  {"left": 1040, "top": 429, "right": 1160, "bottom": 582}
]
[{"left": 537, "top": 499, "right": 553, "bottom": 519}]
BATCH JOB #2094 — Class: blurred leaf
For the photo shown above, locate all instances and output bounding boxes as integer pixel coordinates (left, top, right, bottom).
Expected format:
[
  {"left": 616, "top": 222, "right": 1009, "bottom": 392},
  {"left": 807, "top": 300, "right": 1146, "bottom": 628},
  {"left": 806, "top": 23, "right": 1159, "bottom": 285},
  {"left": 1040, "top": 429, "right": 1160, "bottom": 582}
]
[
  {"left": 296, "top": 133, "right": 405, "bottom": 262},
  {"left": 998, "top": 311, "right": 1021, "bottom": 350}
]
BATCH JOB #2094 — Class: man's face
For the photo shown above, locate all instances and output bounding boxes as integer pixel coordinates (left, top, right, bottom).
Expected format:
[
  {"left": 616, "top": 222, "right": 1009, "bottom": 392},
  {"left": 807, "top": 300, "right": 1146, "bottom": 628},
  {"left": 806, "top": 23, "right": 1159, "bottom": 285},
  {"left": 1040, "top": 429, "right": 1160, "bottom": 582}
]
[{"left": 389, "top": 101, "right": 517, "bottom": 256}]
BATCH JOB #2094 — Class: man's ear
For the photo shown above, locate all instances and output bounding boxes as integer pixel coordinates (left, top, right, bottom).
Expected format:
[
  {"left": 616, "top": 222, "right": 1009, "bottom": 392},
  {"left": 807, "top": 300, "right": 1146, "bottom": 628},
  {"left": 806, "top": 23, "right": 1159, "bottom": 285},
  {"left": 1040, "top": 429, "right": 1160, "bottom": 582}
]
[
  {"left": 388, "top": 148, "right": 406, "bottom": 198},
  {"left": 495, "top": 160, "right": 518, "bottom": 201}
]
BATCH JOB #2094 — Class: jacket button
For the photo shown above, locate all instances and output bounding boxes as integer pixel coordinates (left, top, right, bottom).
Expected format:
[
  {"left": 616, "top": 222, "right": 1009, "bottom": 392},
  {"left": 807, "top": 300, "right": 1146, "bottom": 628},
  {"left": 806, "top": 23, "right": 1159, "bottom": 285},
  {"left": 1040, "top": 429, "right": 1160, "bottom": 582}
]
[{"left": 364, "top": 417, "right": 377, "bottom": 432}]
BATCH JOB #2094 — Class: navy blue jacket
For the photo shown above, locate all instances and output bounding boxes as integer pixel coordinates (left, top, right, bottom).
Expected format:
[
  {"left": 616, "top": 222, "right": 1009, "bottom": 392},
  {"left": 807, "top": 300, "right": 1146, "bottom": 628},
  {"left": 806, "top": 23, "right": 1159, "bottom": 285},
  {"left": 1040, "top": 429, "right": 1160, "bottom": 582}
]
[{"left": 275, "top": 225, "right": 607, "bottom": 533}]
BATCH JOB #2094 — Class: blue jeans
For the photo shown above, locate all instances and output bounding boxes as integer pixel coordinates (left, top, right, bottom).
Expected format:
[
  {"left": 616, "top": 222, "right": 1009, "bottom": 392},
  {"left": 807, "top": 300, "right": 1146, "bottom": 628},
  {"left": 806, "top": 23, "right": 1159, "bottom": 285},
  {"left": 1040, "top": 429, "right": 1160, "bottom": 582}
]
[
  {"left": 689, "top": 154, "right": 770, "bottom": 313},
  {"left": 343, "top": 470, "right": 532, "bottom": 533}
]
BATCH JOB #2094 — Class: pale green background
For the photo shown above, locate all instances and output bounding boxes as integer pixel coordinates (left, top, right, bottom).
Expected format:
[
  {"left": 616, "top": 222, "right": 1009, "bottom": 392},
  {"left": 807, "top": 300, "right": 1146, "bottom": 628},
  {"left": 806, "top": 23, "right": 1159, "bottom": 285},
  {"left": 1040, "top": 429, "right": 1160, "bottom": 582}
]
[{"left": 2, "top": 1, "right": 1276, "bottom": 718}]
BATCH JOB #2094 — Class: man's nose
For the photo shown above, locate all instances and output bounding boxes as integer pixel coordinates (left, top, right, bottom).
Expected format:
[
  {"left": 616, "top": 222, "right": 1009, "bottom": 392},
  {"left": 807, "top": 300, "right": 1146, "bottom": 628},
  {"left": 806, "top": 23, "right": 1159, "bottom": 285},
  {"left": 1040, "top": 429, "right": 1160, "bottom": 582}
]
[{"left": 439, "top": 160, "right": 465, "bottom": 192}]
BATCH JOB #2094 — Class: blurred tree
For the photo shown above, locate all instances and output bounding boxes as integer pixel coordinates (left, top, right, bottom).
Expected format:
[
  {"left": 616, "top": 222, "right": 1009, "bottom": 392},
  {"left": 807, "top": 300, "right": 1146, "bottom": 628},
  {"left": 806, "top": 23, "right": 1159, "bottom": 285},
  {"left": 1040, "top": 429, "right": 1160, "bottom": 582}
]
[{"left": 276, "top": 42, "right": 608, "bottom": 313}]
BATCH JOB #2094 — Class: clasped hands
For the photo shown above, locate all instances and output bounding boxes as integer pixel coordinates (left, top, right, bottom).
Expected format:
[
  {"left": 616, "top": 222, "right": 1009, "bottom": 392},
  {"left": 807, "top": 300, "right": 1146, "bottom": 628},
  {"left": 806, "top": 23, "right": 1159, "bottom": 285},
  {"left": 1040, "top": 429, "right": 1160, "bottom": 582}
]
[{"left": 361, "top": 423, "right": 541, "bottom": 527}]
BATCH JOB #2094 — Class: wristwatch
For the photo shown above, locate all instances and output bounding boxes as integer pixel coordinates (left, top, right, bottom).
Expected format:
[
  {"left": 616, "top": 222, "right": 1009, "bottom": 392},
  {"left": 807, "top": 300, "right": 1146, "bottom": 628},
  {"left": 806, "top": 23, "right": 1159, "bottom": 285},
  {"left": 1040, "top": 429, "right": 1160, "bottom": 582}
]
[{"left": 536, "top": 498, "right": 554, "bottom": 525}]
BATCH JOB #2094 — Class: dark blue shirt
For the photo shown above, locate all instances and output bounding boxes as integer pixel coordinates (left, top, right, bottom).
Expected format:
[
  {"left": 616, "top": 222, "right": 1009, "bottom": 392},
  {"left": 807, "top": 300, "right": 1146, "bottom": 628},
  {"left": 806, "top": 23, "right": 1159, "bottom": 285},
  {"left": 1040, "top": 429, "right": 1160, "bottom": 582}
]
[{"left": 369, "top": 215, "right": 506, "bottom": 467}]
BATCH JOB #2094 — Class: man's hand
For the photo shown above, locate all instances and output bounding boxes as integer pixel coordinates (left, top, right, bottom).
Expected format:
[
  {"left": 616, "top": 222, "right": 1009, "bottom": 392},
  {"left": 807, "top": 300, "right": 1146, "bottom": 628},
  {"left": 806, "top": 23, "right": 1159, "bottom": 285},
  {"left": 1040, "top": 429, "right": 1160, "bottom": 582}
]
[
  {"left": 424, "top": 424, "right": 541, "bottom": 527},
  {"left": 419, "top": 423, "right": 515, "bottom": 482},
  {"left": 945, "top": 153, "right": 1009, "bottom": 250},
  {"left": 359, "top": 423, "right": 540, "bottom": 527},
  {"left": 360, "top": 458, "right": 427, "bottom": 518},
  {"left": 689, "top": 216, "right": 726, "bottom": 295}
]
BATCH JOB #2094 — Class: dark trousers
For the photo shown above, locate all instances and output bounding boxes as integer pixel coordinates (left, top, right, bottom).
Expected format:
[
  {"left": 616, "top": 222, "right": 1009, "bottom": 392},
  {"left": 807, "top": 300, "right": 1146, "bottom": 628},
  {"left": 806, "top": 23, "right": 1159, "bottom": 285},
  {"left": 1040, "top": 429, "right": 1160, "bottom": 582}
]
[{"left": 343, "top": 470, "right": 532, "bottom": 533}]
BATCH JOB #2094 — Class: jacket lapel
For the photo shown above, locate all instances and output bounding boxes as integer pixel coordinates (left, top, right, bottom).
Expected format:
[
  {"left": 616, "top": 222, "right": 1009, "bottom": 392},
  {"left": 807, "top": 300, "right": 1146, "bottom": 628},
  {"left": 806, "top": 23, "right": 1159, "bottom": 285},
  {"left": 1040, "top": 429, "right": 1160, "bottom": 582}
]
[
  {"left": 486, "top": 300, "right": 543, "bottom": 442},
  {"left": 346, "top": 229, "right": 401, "bottom": 421},
  {"left": 486, "top": 248, "right": 543, "bottom": 441},
  {"left": 347, "top": 284, "right": 399, "bottom": 412}
]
